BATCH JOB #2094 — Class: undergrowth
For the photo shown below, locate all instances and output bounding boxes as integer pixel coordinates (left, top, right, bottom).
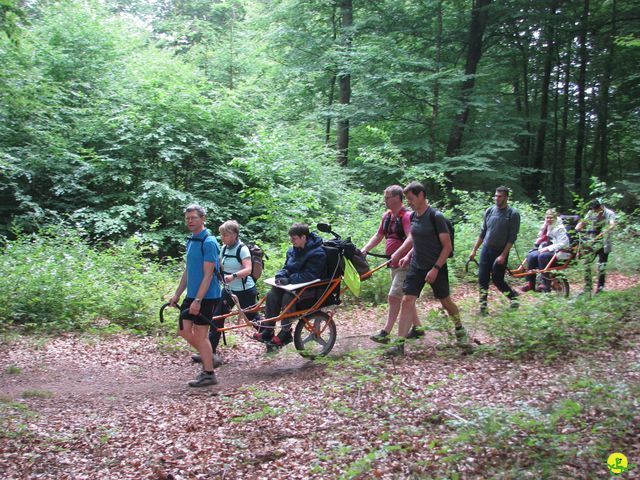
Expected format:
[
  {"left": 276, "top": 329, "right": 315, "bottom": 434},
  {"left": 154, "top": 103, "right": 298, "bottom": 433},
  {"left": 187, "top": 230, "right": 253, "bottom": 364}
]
[{"left": 0, "top": 228, "right": 177, "bottom": 332}]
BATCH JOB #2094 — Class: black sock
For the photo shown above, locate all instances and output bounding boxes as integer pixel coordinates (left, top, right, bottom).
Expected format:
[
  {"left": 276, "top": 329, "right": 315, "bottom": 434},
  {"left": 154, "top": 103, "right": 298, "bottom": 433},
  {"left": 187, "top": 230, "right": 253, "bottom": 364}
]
[{"left": 205, "top": 370, "right": 214, "bottom": 375}]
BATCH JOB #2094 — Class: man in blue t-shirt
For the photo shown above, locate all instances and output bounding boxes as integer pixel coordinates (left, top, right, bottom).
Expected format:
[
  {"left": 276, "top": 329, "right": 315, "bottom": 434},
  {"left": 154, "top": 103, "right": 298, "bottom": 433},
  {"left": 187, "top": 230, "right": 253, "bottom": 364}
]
[{"left": 169, "top": 204, "right": 221, "bottom": 387}]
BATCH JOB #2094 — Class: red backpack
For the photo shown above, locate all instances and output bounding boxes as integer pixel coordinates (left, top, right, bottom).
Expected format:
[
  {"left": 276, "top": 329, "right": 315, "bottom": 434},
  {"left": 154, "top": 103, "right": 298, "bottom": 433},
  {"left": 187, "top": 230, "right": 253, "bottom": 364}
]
[{"left": 381, "top": 209, "right": 408, "bottom": 240}]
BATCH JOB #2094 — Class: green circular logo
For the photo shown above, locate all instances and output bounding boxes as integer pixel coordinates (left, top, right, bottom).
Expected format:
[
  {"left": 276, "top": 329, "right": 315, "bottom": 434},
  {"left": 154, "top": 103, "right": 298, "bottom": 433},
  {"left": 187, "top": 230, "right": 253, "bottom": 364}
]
[{"left": 607, "top": 453, "right": 628, "bottom": 475}]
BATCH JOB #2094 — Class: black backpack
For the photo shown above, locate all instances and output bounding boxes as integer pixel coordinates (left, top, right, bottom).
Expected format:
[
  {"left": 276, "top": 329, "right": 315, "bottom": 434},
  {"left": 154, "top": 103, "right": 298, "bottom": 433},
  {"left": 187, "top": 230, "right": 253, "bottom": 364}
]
[
  {"left": 186, "top": 232, "right": 221, "bottom": 274},
  {"left": 411, "top": 208, "right": 455, "bottom": 258},
  {"left": 559, "top": 215, "right": 581, "bottom": 247},
  {"left": 221, "top": 242, "right": 267, "bottom": 284},
  {"left": 186, "top": 232, "right": 210, "bottom": 256}
]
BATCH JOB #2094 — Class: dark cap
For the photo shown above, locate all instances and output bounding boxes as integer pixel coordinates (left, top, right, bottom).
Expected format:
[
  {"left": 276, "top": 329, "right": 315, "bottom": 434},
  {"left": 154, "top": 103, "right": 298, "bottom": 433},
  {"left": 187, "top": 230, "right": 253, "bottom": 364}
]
[{"left": 588, "top": 199, "right": 602, "bottom": 209}]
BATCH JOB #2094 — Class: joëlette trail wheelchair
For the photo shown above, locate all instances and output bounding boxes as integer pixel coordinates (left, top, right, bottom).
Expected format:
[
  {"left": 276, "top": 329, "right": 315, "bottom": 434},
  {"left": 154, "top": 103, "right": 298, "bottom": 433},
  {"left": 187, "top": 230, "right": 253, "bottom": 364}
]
[
  {"left": 465, "top": 216, "right": 605, "bottom": 298},
  {"left": 160, "top": 223, "right": 389, "bottom": 359}
]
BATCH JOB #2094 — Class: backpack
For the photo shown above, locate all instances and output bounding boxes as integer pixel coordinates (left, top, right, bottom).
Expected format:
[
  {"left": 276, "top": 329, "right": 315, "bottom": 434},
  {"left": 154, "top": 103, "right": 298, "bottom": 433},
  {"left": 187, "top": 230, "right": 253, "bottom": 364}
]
[
  {"left": 221, "top": 242, "right": 267, "bottom": 283},
  {"left": 381, "top": 209, "right": 408, "bottom": 240},
  {"left": 559, "top": 215, "right": 580, "bottom": 247},
  {"left": 323, "top": 238, "right": 371, "bottom": 277},
  {"left": 411, "top": 208, "right": 455, "bottom": 258},
  {"left": 186, "top": 232, "right": 210, "bottom": 257},
  {"left": 187, "top": 232, "right": 220, "bottom": 274}
]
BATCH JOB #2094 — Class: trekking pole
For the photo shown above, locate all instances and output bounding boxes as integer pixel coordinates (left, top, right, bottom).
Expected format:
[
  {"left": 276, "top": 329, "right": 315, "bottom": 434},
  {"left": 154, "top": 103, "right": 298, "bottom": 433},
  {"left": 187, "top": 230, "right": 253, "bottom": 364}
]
[
  {"left": 465, "top": 258, "right": 479, "bottom": 273},
  {"left": 364, "top": 252, "right": 390, "bottom": 259}
]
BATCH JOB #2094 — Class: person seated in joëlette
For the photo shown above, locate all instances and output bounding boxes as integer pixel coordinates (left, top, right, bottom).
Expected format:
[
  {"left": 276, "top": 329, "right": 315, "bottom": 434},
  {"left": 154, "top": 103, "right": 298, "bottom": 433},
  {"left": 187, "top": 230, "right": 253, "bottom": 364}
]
[
  {"left": 522, "top": 209, "right": 571, "bottom": 293},
  {"left": 254, "top": 223, "right": 326, "bottom": 350}
]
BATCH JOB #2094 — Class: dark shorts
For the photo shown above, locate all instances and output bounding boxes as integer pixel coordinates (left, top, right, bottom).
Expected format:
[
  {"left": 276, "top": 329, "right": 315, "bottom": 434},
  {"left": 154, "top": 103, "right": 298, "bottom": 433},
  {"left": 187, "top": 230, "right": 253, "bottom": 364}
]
[
  {"left": 182, "top": 298, "right": 219, "bottom": 327},
  {"left": 403, "top": 264, "right": 450, "bottom": 299}
]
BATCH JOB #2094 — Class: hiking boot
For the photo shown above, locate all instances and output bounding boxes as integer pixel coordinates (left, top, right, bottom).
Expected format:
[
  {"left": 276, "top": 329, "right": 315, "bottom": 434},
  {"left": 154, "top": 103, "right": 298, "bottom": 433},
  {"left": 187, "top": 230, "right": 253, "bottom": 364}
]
[
  {"left": 510, "top": 294, "right": 520, "bottom": 309},
  {"left": 383, "top": 343, "right": 405, "bottom": 357},
  {"left": 188, "top": 371, "right": 218, "bottom": 388},
  {"left": 406, "top": 325, "right": 426, "bottom": 339},
  {"left": 455, "top": 326, "right": 474, "bottom": 354},
  {"left": 370, "top": 330, "right": 390, "bottom": 344},
  {"left": 276, "top": 330, "right": 293, "bottom": 346},
  {"left": 191, "top": 353, "right": 224, "bottom": 368},
  {"left": 253, "top": 331, "right": 272, "bottom": 343},
  {"left": 521, "top": 284, "right": 534, "bottom": 293}
]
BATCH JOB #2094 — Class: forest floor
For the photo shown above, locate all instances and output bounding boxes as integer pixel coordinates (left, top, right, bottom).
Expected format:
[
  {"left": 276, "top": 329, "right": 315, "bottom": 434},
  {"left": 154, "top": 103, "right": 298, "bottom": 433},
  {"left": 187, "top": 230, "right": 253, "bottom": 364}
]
[{"left": 1, "top": 275, "right": 639, "bottom": 479}]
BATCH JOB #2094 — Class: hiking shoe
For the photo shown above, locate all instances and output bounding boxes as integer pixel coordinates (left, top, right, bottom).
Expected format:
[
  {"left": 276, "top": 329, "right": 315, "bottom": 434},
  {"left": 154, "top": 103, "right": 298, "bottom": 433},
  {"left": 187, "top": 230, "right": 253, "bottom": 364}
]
[
  {"left": 521, "top": 284, "right": 534, "bottom": 293},
  {"left": 269, "top": 331, "right": 292, "bottom": 349},
  {"left": 253, "top": 332, "right": 272, "bottom": 343},
  {"left": 276, "top": 330, "right": 293, "bottom": 346},
  {"left": 191, "top": 353, "right": 224, "bottom": 368},
  {"left": 370, "top": 330, "right": 390, "bottom": 344},
  {"left": 188, "top": 371, "right": 218, "bottom": 388},
  {"left": 407, "top": 326, "right": 426, "bottom": 339},
  {"left": 383, "top": 343, "right": 405, "bottom": 357},
  {"left": 455, "top": 326, "right": 474, "bottom": 354},
  {"left": 510, "top": 296, "right": 520, "bottom": 309}
]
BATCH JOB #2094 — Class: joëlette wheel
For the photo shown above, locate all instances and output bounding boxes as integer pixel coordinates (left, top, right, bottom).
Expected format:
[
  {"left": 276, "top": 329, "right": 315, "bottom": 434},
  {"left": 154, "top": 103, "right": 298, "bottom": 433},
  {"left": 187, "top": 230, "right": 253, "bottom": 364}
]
[{"left": 293, "top": 311, "right": 337, "bottom": 359}]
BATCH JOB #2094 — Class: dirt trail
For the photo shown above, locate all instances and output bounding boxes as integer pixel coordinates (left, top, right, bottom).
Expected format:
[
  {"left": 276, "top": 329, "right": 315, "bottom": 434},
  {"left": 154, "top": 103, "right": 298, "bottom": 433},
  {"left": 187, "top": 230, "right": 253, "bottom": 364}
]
[{"left": 0, "top": 274, "right": 635, "bottom": 404}]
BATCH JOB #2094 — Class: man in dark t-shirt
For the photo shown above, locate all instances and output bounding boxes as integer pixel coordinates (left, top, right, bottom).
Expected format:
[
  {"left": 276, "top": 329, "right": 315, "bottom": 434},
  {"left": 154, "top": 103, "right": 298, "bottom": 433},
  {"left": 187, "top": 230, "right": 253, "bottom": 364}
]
[
  {"left": 469, "top": 186, "right": 520, "bottom": 314},
  {"left": 361, "top": 185, "right": 422, "bottom": 343},
  {"left": 389, "top": 182, "right": 471, "bottom": 356}
]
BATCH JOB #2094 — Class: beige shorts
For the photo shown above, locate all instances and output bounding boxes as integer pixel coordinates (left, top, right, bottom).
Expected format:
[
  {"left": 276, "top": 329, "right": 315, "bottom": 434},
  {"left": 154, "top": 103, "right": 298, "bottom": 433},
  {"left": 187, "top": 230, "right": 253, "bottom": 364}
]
[{"left": 388, "top": 266, "right": 408, "bottom": 298}]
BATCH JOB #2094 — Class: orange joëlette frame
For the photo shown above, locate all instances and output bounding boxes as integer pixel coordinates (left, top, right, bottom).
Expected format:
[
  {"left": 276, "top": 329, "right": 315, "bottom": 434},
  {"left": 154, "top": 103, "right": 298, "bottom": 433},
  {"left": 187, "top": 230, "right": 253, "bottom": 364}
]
[{"left": 214, "top": 260, "right": 390, "bottom": 333}]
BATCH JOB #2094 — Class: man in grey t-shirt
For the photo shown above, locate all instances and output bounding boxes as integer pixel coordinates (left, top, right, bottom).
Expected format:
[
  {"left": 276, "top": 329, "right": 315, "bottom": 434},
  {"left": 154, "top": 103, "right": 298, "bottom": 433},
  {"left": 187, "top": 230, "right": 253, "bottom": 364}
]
[
  {"left": 469, "top": 186, "right": 520, "bottom": 314},
  {"left": 576, "top": 199, "right": 616, "bottom": 293},
  {"left": 389, "top": 181, "right": 471, "bottom": 356}
]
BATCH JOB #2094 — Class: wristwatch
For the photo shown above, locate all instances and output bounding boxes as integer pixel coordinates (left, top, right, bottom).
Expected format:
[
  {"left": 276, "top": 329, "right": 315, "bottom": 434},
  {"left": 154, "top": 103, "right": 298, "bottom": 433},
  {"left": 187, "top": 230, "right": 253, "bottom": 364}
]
[
  {"left": 232, "top": 273, "right": 238, "bottom": 279},
  {"left": 433, "top": 264, "right": 441, "bottom": 271},
  {"left": 194, "top": 298, "right": 202, "bottom": 303}
]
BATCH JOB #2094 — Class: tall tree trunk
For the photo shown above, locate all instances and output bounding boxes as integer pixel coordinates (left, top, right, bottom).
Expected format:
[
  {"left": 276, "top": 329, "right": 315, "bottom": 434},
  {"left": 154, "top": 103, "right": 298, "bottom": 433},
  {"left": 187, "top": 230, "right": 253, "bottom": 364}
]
[
  {"left": 515, "top": 46, "right": 532, "bottom": 188},
  {"left": 531, "top": 0, "right": 558, "bottom": 197},
  {"left": 594, "top": 0, "right": 616, "bottom": 181},
  {"left": 428, "top": 0, "right": 443, "bottom": 164},
  {"left": 326, "top": 2, "right": 338, "bottom": 145},
  {"left": 445, "top": 0, "right": 492, "bottom": 158},
  {"left": 336, "top": 0, "right": 352, "bottom": 166},
  {"left": 227, "top": 6, "right": 236, "bottom": 90},
  {"left": 574, "top": 0, "right": 589, "bottom": 199},
  {"left": 557, "top": 41, "right": 572, "bottom": 207}
]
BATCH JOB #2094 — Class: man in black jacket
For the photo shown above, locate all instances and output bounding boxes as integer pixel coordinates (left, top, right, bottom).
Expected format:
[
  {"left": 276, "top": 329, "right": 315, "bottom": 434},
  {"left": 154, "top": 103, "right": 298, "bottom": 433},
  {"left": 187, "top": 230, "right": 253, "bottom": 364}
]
[{"left": 255, "top": 223, "right": 327, "bottom": 348}]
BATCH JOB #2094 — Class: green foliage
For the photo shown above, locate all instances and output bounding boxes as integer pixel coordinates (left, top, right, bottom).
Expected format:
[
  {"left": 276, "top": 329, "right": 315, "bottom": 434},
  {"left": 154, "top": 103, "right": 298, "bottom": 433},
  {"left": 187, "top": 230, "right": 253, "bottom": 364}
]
[
  {"left": 445, "top": 378, "right": 639, "bottom": 478},
  {"left": 0, "top": 396, "right": 37, "bottom": 440},
  {"left": 0, "top": 228, "right": 177, "bottom": 332},
  {"left": 476, "top": 286, "right": 640, "bottom": 360}
]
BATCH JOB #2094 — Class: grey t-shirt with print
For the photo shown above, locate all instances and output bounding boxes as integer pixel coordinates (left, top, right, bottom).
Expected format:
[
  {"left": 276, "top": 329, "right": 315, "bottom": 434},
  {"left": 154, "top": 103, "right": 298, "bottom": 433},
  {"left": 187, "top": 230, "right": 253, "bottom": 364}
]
[
  {"left": 585, "top": 207, "right": 615, "bottom": 253},
  {"left": 410, "top": 208, "right": 449, "bottom": 270}
]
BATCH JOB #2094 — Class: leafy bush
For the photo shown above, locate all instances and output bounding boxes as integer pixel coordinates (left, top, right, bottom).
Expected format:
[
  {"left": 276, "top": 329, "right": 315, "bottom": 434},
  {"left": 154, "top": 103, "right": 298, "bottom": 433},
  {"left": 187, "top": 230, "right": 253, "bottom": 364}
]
[
  {"left": 444, "top": 378, "right": 639, "bottom": 478},
  {"left": 0, "top": 228, "right": 177, "bottom": 332},
  {"left": 476, "top": 286, "right": 640, "bottom": 360}
]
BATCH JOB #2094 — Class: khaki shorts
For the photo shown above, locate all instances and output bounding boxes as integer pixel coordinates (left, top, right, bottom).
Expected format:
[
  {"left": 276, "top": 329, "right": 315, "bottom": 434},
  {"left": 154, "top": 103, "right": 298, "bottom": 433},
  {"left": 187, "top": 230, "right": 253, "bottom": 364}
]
[{"left": 388, "top": 266, "right": 408, "bottom": 298}]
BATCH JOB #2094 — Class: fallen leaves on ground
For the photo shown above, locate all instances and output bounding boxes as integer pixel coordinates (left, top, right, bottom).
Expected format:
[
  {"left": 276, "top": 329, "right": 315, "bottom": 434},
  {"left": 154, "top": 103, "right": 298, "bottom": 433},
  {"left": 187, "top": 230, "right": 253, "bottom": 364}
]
[{"left": 0, "top": 274, "right": 638, "bottom": 479}]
